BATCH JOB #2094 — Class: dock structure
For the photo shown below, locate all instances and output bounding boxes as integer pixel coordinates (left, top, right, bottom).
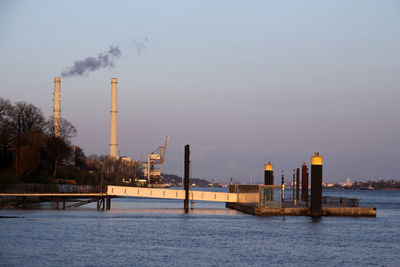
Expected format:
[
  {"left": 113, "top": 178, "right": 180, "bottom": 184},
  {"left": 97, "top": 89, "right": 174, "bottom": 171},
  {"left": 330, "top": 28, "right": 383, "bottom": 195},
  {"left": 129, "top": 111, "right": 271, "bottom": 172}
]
[
  {"left": 107, "top": 186, "right": 238, "bottom": 202},
  {"left": 0, "top": 185, "right": 376, "bottom": 217},
  {"left": 0, "top": 193, "right": 107, "bottom": 210},
  {"left": 225, "top": 184, "right": 376, "bottom": 217}
]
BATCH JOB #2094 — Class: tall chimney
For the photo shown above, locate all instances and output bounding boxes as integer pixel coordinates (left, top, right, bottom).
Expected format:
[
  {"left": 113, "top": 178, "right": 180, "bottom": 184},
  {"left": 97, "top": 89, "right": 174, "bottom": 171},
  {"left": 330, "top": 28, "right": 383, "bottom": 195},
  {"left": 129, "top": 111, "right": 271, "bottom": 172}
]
[
  {"left": 53, "top": 77, "right": 61, "bottom": 138},
  {"left": 109, "top": 78, "right": 118, "bottom": 158}
]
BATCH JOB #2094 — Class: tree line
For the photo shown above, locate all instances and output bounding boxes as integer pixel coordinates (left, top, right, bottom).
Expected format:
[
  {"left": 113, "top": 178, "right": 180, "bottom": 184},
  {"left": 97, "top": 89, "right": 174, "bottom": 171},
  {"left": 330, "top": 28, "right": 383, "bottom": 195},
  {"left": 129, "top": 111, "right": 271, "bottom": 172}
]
[{"left": 0, "top": 98, "right": 140, "bottom": 186}]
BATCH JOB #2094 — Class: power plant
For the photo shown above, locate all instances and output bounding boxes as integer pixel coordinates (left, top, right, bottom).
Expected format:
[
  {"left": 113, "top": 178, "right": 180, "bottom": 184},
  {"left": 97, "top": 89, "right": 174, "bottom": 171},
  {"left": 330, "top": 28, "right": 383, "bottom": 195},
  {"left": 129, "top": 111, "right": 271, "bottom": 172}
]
[
  {"left": 53, "top": 77, "right": 61, "bottom": 137},
  {"left": 109, "top": 78, "right": 118, "bottom": 158},
  {"left": 52, "top": 77, "right": 168, "bottom": 186}
]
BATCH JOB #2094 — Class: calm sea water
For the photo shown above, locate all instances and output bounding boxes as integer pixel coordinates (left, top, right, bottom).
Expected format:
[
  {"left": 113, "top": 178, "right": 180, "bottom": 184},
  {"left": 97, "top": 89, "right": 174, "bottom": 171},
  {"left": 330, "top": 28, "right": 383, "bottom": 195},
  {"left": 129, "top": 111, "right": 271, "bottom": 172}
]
[{"left": 1, "top": 189, "right": 399, "bottom": 266}]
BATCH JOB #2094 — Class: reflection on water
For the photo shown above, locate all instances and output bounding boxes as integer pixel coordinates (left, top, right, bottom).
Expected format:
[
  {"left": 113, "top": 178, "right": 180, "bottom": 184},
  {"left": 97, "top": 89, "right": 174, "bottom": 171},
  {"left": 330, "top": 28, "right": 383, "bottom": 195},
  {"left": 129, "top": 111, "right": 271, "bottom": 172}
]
[
  {"left": 1, "top": 190, "right": 400, "bottom": 266},
  {"left": 109, "top": 208, "right": 240, "bottom": 215}
]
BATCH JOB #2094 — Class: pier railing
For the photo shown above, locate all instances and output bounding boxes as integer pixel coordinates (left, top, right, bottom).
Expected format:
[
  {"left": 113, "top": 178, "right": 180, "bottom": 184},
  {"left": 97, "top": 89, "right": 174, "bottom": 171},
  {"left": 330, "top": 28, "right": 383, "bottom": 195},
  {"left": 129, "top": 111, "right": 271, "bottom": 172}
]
[
  {"left": 229, "top": 185, "right": 360, "bottom": 209},
  {"left": 0, "top": 184, "right": 101, "bottom": 194},
  {"left": 322, "top": 196, "right": 359, "bottom": 207}
]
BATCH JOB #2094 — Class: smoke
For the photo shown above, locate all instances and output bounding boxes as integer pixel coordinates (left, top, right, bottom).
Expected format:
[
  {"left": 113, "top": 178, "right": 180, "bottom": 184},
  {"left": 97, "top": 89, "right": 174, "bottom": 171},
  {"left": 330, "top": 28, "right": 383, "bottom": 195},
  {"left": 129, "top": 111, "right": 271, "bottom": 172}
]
[
  {"left": 61, "top": 46, "right": 122, "bottom": 78},
  {"left": 131, "top": 37, "right": 148, "bottom": 55}
]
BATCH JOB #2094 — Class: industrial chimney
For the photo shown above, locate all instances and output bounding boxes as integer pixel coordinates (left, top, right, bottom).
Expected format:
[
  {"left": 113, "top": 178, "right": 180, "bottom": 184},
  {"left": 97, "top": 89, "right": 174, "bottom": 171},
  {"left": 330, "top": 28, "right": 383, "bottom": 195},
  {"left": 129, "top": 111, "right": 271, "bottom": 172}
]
[
  {"left": 109, "top": 78, "right": 118, "bottom": 158},
  {"left": 53, "top": 77, "right": 61, "bottom": 138}
]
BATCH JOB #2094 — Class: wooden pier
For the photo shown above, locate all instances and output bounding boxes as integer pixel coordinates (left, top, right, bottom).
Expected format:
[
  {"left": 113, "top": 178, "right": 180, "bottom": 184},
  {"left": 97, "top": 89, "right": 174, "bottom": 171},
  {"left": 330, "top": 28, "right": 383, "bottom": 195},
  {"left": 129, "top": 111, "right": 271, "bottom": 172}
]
[
  {"left": 0, "top": 193, "right": 109, "bottom": 210},
  {"left": 107, "top": 186, "right": 238, "bottom": 202},
  {"left": 0, "top": 185, "right": 377, "bottom": 217}
]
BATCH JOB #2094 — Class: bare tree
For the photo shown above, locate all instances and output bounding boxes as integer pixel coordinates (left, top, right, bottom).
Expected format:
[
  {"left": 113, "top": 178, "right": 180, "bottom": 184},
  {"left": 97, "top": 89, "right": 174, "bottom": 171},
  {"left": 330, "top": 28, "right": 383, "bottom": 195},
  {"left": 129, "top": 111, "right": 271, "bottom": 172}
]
[
  {"left": 0, "top": 98, "right": 13, "bottom": 168},
  {"left": 46, "top": 117, "right": 77, "bottom": 143},
  {"left": 45, "top": 117, "right": 77, "bottom": 177},
  {"left": 7, "top": 102, "right": 46, "bottom": 175}
]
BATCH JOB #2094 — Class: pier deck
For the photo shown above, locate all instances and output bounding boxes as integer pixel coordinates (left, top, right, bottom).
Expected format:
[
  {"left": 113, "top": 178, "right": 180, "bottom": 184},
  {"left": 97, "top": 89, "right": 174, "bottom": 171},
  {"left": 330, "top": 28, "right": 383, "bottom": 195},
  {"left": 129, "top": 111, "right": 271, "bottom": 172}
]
[
  {"left": 107, "top": 186, "right": 238, "bottom": 202},
  {"left": 226, "top": 202, "right": 377, "bottom": 217}
]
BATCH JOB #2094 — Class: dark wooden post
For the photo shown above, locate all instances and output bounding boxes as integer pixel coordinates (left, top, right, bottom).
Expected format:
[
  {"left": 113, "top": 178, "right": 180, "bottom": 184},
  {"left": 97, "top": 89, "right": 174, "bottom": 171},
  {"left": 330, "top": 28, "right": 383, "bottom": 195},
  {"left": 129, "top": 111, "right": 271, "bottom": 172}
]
[
  {"left": 106, "top": 197, "right": 111, "bottom": 210},
  {"left": 296, "top": 168, "right": 300, "bottom": 202},
  {"left": 301, "top": 163, "right": 308, "bottom": 201},
  {"left": 62, "top": 198, "right": 66, "bottom": 210},
  {"left": 292, "top": 169, "right": 295, "bottom": 205},
  {"left": 184, "top": 144, "right": 190, "bottom": 213},
  {"left": 311, "top": 152, "right": 323, "bottom": 217},
  {"left": 281, "top": 170, "right": 285, "bottom": 215}
]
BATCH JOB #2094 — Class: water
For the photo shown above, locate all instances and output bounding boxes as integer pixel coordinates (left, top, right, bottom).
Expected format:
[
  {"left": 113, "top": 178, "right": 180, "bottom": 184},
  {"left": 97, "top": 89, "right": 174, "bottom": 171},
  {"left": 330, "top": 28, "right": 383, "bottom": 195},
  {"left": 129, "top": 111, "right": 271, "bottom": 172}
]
[{"left": 1, "top": 189, "right": 400, "bottom": 266}]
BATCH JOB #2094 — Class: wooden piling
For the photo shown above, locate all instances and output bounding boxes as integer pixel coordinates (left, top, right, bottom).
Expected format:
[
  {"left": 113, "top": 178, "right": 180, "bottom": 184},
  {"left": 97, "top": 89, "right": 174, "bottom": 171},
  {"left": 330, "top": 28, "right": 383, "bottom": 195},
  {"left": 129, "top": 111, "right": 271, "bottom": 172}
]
[
  {"left": 292, "top": 169, "right": 296, "bottom": 205},
  {"left": 301, "top": 163, "right": 308, "bottom": 201},
  {"left": 296, "top": 168, "right": 300, "bottom": 202},
  {"left": 106, "top": 196, "right": 111, "bottom": 210},
  {"left": 184, "top": 144, "right": 190, "bottom": 213}
]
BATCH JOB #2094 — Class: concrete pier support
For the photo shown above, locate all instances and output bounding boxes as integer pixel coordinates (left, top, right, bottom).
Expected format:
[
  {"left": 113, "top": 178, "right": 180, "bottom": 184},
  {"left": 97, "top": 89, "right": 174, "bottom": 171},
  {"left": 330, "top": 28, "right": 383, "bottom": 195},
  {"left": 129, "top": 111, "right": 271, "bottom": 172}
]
[{"left": 311, "top": 152, "right": 323, "bottom": 217}]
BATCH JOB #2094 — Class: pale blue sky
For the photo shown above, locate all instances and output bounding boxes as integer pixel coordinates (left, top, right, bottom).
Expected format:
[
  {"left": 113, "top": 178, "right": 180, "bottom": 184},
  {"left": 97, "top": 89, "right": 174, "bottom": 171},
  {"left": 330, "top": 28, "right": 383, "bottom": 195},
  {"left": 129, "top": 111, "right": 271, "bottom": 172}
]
[{"left": 1, "top": 0, "right": 399, "bottom": 183}]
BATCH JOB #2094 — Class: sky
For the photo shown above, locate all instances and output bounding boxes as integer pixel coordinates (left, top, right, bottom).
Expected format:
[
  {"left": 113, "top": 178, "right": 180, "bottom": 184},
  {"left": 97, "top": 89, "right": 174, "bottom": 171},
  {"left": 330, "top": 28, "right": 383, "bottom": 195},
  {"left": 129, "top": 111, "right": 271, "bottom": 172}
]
[{"left": 1, "top": 0, "right": 399, "bottom": 183}]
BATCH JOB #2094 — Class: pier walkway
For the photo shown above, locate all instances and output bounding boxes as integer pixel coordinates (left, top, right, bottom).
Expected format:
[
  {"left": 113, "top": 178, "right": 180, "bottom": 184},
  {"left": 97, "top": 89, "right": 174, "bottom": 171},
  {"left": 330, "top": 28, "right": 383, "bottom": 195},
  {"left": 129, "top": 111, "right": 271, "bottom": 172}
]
[{"left": 107, "top": 186, "right": 239, "bottom": 202}]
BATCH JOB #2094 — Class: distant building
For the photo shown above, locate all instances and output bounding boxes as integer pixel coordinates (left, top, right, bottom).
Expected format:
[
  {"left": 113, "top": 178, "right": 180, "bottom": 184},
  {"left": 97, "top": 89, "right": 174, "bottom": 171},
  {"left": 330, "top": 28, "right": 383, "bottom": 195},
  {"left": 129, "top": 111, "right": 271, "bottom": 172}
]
[{"left": 346, "top": 177, "right": 352, "bottom": 187}]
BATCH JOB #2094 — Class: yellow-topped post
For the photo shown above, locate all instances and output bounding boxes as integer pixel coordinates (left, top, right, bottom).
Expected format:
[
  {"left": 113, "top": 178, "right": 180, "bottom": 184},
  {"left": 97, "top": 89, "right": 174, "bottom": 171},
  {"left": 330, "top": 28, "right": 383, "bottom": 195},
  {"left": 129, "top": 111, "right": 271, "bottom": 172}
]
[
  {"left": 264, "top": 161, "right": 274, "bottom": 201},
  {"left": 264, "top": 162, "right": 273, "bottom": 185},
  {"left": 311, "top": 152, "right": 323, "bottom": 217}
]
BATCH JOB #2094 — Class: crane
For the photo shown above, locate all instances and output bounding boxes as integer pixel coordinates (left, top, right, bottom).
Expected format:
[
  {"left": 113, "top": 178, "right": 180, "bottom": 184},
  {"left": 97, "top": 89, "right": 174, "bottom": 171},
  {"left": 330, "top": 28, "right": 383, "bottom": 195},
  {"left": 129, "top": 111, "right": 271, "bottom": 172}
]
[{"left": 142, "top": 136, "right": 169, "bottom": 186}]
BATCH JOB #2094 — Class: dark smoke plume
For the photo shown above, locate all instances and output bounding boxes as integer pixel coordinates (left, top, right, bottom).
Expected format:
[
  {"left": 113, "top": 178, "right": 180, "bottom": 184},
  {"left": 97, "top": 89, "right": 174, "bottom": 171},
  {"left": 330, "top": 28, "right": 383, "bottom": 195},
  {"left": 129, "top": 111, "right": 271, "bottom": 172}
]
[{"left": 61, "top": 46, "right": 122, "bottom": 78}]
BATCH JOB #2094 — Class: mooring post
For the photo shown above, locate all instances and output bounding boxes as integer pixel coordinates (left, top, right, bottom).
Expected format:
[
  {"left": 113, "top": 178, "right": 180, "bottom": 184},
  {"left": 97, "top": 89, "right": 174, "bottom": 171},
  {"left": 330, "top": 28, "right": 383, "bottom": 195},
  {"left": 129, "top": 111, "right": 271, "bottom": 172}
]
[
  {"left": 292, "top": 169, "right": 296, "bottom": 206},
  {"left": 184, "top": 144, "right": 190, "bottom": 213},
  {"left": 301, "top": 163, "right": 308, "bottom": 202},
  {"left": 281, "top": 170, "right": 285, "bottom": 215},
  {"left": 311, "top": 152, "right": 323, "bottom": 217},
  {"left": 296, "top": 168, "right": 300, "bottom": 202},
  {"left": 264, "top": 162, "right": 273, "bottom": 201},
  {"left": 264, "top": 162, "right": 273, "bottom": 185},
  {"left": 62, "top": 198, "right": 65, "bottom": 210},
  {"left": 106, "top": 196, "right": 111, "bottom": 210},
  {"left": 56, "top": 197, "right": 59, "bottom": 209}
]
